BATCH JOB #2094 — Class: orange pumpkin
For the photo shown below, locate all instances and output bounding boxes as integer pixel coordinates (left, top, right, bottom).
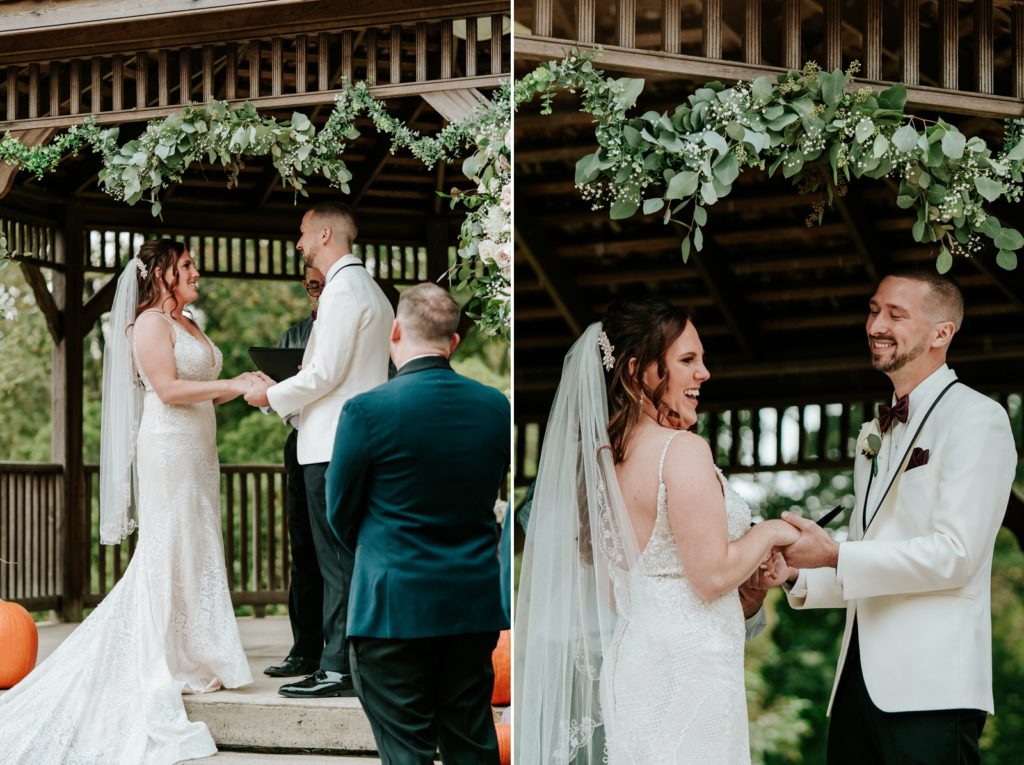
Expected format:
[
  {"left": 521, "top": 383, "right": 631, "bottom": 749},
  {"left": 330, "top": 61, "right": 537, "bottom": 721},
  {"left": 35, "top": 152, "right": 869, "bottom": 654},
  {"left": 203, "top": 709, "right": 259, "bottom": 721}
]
[
  {"left": 495, "top": 722, "right": 511, "bottom": 765},
  {"left": 491, "top": 628, "right": 511, "bottom": 705},
  {"left": 0, "top": 599, "right": 38, "bottom": 689}
]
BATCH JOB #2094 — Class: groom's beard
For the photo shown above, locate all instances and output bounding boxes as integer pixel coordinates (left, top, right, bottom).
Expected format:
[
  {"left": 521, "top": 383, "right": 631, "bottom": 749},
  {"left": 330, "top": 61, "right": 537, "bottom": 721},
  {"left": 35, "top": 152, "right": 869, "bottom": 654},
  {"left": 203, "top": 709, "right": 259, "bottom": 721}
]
[{"left": 870, "top": 335, "right": 928, "bottom": 373}]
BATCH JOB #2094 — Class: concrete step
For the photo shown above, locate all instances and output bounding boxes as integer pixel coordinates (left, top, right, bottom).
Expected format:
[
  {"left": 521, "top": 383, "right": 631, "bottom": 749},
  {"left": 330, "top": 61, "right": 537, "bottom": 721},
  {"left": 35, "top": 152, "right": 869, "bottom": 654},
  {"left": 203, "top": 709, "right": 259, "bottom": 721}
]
[
  {"left": 187, "top": 617, "right": 378, "bottom": 755},
  {"left": 182, "top": 754, "right": 380, "bottom": 764}
]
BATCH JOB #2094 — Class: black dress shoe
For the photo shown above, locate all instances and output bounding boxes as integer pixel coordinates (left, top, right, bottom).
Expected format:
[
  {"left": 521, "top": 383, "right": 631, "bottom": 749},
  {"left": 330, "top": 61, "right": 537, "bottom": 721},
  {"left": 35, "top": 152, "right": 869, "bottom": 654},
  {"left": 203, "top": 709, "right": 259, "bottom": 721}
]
[
  {"left": 278, "top": 670, "right": 357, "bottom": 698},
  {"left": 263, "top": 656, "right": 320, "bottom": 677}
]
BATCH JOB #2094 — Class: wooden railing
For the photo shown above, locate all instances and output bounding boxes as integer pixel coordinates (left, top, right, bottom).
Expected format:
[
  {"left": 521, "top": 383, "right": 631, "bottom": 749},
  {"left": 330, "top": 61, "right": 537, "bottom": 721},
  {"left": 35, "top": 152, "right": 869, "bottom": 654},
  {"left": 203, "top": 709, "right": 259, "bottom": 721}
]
[
  {"left": 0, "top": 463, "right": 63, "bottom": 611},
  {"left": 82, "top": 463, "right": 291, "bottom": 610},
  {"left": 0, "top": 12, "right": 512, "bottom": 131},
  {"left": 518, "top": 0, "right": 1024, "bottom": 117},
  {"left": 515, "top": 391, "right": 1024, "bottom": 485}
]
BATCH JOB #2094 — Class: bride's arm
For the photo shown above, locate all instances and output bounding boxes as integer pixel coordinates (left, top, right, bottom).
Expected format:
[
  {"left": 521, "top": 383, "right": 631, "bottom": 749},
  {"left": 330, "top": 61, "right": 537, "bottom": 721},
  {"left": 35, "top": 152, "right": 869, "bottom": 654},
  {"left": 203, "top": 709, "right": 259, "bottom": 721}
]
[
  {"left": 664, "top": 433, "right": 799, "bottom": 603},
  {"left": 134, "top": 313, "right": 251, "bottom": 405}
]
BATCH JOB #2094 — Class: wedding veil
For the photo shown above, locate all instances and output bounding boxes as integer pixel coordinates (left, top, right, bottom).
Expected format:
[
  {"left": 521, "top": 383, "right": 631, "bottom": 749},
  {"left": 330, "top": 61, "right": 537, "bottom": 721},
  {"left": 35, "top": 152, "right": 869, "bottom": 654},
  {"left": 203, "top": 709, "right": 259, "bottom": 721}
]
[
  {"left": 514, "top": 323, "right": 641, "bottom": 763},
  {"left": 98, "top": 257, "right": 146, "bottom": 544}
]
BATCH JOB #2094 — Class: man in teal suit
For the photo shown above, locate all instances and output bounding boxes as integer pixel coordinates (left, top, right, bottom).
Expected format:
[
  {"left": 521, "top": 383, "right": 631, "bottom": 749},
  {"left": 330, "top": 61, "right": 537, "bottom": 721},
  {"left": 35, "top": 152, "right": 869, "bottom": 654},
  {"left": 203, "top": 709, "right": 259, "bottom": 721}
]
[{"left": 326, "top": 283, "right": 509, "bottom": 765}]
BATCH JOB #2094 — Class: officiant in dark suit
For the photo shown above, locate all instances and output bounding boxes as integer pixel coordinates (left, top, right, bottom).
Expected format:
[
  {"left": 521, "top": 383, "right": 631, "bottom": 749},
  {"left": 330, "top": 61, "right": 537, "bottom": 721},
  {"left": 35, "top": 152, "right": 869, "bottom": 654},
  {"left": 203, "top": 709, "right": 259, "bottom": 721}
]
[{"left": 326, "top": 282, "right": 509, "bottom": 765}]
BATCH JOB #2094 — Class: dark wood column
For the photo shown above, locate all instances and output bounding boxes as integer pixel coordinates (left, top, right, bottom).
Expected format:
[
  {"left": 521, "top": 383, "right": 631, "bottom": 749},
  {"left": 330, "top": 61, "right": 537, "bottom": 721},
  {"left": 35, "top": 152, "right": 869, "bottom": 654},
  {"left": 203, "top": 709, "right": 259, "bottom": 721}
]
[
  {"left": 52, "top": 204, "right": 85, "bottom": 621},
  {"left": 426, "top": 216, "right": 450, "bottom": 283}
]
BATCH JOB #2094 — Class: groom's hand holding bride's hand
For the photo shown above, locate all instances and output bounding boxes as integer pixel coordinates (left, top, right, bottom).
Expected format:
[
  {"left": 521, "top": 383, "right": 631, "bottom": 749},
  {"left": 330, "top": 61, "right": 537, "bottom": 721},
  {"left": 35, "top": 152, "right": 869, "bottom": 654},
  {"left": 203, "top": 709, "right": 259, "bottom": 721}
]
[
  {"left": 778, "top": 512, "right": 840, "bottom": 569},
  {"left": 243, "top": 371, "right": 276, "bottom": 407}
]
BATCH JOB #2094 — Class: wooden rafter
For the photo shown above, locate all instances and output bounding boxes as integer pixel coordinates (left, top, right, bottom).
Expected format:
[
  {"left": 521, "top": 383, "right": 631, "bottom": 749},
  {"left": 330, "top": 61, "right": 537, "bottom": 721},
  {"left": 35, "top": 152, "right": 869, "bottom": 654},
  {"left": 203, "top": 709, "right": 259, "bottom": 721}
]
[
  {"left": 832, "top": 189, "right": 893, "bottom": 284},
  {"left": 17, "top": 260, "right": 63, "bottom": 343},
  {"left": 684, "top": 224, "right": 760, "bottom": 359},
  {"left": 80, "top": 273, "right": 120, "bottom": 336},
  {"left": 349, "top": 100, "right": 426, "bottom": 206},
  {"left": 515, "top": 198, "right": 592, "bottom": 336}
]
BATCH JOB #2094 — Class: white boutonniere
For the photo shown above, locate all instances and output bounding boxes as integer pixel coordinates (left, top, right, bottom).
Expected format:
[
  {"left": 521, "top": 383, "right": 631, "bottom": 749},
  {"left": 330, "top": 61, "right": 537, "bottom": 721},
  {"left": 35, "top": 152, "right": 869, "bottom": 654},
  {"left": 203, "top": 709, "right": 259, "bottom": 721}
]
[{"left": 856, "top": 419, "right": 882, "bottom": 476}]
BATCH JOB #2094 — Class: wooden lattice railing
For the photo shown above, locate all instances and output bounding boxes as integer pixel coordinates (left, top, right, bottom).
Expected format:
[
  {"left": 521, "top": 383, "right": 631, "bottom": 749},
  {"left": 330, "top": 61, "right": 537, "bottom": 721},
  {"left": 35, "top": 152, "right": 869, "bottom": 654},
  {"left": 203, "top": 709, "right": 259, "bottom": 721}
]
[
  {"left": 0, "top": 463, "right": 63, "bottom": 612},
  {"left": 515, "top": 391, "right": 1024, "bottom": 485},
  {"left": 83, "top": 463, "right": 292, "bottom": 609}
]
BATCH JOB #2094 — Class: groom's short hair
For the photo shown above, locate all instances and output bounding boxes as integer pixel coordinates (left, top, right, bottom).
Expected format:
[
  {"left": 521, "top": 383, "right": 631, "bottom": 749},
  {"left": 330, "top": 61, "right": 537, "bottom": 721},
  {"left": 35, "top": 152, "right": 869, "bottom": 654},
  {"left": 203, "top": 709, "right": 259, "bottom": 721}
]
[
  {"left": 886, "top": 269, "right": 964, "bottom": 330},
  {"left": 397, "top": 283, "right": 460, "bottom": 344},
  {"left": 308, "top": 202, "right": 358, "bottom": 242}
]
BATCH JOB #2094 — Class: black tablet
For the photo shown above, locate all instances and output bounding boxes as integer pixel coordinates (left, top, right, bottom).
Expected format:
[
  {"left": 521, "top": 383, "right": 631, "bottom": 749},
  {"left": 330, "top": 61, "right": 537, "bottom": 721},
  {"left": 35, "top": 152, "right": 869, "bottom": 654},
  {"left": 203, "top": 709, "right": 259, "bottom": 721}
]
[{"left": 248, "top": 347, "right": 305, "bottom": 382}]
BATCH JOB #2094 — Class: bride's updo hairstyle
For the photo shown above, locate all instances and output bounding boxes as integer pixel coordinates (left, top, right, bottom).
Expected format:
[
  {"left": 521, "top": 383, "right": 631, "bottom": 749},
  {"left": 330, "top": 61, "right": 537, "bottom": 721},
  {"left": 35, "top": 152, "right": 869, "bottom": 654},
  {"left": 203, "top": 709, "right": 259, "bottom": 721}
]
[
  {"left": 135, "top": 239, "right": 187, "bottom": 316},
  {"left": 602, "top": 298, "right": 691, "bottom": 463}
]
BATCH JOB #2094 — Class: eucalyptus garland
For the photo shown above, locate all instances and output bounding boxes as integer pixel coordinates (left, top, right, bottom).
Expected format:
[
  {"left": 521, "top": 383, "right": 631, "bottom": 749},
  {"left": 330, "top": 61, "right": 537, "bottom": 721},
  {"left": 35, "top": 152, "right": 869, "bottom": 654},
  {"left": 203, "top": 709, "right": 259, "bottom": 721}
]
[
  {"left": 515, "top": 53, "right": 1024, "bottom": 273},
  {"left": 0, "top": 81, "right": 511, "bottom": 337}
]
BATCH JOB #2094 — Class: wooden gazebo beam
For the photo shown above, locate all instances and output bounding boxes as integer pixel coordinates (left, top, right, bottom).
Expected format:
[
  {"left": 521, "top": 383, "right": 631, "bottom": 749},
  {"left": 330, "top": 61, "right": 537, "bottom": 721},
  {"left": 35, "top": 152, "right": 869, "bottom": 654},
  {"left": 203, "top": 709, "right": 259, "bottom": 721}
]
[{"left": 514, "top": 38, "right": 1024, "bottom": 119}]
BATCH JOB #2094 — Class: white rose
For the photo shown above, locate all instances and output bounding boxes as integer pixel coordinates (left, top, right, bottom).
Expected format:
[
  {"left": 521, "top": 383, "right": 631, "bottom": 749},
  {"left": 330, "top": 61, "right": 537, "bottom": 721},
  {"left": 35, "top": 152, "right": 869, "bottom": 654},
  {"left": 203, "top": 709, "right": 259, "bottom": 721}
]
[
  {"left": 477, "top": 239, "right": 498, "bottom": 264},
  {"left": 494, "top": 242, "right": 511, "bottom": 273},
  {"left": 500, "top": 183, "right": 512, "bottom": 212},
  {"left": 856, "top": 419, "right": 882, "bottom": 456},
  {"left": 504, "top": 130, "right": 512, "bottom": 152}
]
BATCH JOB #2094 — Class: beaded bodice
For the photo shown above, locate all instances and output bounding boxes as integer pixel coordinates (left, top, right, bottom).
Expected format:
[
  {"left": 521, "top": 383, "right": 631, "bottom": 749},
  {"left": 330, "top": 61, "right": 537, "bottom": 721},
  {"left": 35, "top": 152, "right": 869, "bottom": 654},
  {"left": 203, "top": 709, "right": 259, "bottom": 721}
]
[{"left": 134, "top": 311, "right": 222, "bottom": 389}]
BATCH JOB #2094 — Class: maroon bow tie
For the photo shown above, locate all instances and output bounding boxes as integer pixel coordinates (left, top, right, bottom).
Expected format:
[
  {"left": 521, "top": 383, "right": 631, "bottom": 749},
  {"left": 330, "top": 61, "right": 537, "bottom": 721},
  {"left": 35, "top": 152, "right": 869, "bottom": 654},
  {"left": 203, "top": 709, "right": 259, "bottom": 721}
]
[{"left": 878, "top": 394, "right": 909, "bottom": 432}]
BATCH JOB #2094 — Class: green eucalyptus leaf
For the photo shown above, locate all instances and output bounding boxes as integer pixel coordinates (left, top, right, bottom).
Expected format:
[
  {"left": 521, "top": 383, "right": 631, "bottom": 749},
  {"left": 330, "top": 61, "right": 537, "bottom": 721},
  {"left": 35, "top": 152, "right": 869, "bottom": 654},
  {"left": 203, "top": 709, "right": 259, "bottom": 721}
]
[
  {"left": 941, "top": 130, "right": 966, "bottom": 160},
  {"left": 996, "top": 250, "right": 1019, "bottom": 270},
  {"left": 855, "top": 119, "right": 875, "bottom": 144},
  {"left": 643, "top": 197, "right": 665, "bottom": 215},
  {"left": 751, "top": 76, "right": 773, "bottom": 104},
  {"left": 681, "top": 236, "right": 691, "bottom": 263},
  {"left": 693, "top": 226, "right": 704, "bottom": 252},
  {"left": 872, "top": 134, "right": 889, "bottom": 158},
  {"left": 713, "top": 151, "right": 739, "bottom": 185},
  {"left": 725, "top": 121, "right": 745, "bottom": 142},
  {"left": 896, "top": 194, "right": 916, "bottom": 209},
  {"left": 693, "top": 205, "right": 708, "bottom": 226},
  {"left": 615, "top": 78, "right": 645, "bottom": 109},
  {"left": 623, "top": 124, "right": 642, "bottom": 147},
  {"left": 936, "top": 247, "right": 953, "bottom": 274},
  {"left": 877, "top": 83, "right": 907, "bottom": 111},
  {"left": 700, "top": 181, "right": 719, "bottom": 205},
  {"left": 666, "top": 170, "right": 700, "bottom": 200},
  {"left": 703, "top": 130, "right": 729, "bottom": 155},
  {"left": 610, "top": 198, "right": 640, "bottom": 220},
  {"left": 980, "top": 215, "right": 1002, "bottom": 238},
  {"left": 974, "top": 176, "right": 1004, "bottom": 202},
  {"left": 892, "top": 125, "right": 919, "bottom": 153},
  {"left": 1006, "top": 141, "right": 1024, "bottom": 163},
  {"left": 994, "top": 227, "right": 1024, "bottom": 250},
  {"left": 912, "top": 219, "right": 926, "bottom": 241}
]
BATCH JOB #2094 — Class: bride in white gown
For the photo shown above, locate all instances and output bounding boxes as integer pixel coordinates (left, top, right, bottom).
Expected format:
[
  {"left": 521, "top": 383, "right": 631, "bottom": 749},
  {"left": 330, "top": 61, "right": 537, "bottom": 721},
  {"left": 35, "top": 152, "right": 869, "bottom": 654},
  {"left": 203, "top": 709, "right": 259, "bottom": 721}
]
[
  {"left": 514, "top": 299, "right": 797, "bottom": 764},
  {"left": 0, "top": 239, "right": 255, "bottom": 764}
]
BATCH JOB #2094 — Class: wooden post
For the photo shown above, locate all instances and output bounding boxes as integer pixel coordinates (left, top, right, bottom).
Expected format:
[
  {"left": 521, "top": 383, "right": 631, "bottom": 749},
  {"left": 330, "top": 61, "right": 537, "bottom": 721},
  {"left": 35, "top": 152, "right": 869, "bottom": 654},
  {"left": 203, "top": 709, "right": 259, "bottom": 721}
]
[
  {"left": 426, "top": 217, "right": 449, "bottom": 282},
  {"left": 974, "top": 0, "right": 993, "bottom": 94},
  {"left": 903, "top": 0, "right": 920, "bottom": 86},
  {"left": 54, "top": 206, "right": 85, "bottom": 622},
  {"left": 744, "top": 0, "right": 761, "bottom": 64},
  {"left": 783, "top": 0, "right": 801, "bottom": 70},
  {"left": 865, "top": 0, "right": 882, "bottom": 80},
  {"left": 703, "top": 0, "right": 722, "bottom": 60}
]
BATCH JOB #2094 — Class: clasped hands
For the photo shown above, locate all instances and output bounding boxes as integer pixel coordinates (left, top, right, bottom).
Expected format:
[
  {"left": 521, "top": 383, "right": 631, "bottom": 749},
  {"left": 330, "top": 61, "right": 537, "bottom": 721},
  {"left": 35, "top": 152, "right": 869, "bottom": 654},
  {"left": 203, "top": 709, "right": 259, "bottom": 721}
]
[
  {"left": 230, "top": 371, "right": 276, "bottom": 407},
  {"left": 746, "top": 512, "right": 841, "bottom": 591}
]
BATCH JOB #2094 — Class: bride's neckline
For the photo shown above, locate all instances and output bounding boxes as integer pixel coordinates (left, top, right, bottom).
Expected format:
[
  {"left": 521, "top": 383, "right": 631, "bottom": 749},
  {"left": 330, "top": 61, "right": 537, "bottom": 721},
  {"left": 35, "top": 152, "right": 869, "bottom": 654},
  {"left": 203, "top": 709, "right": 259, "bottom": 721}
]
[{"left": 139, "top": 308, "right": 217, "bottom": 368}]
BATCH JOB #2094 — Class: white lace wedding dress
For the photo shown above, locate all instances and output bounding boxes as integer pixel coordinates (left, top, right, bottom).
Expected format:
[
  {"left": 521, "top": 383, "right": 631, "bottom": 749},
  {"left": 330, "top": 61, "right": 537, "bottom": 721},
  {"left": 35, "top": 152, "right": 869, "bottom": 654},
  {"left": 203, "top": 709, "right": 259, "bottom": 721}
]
[
  {"left": 0, "top": 315, "right": 252, "bottom": 764},
  {"left": 603, "top": 431, "right": 752, "bottom": 764}
]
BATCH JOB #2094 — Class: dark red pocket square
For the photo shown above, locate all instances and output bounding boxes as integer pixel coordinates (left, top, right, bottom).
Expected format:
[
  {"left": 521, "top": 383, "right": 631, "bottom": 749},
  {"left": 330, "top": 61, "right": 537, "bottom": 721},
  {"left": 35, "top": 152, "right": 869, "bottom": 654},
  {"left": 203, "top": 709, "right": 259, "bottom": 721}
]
[{"left": 906, "top": 447, "right": 930, "bottom": 472}]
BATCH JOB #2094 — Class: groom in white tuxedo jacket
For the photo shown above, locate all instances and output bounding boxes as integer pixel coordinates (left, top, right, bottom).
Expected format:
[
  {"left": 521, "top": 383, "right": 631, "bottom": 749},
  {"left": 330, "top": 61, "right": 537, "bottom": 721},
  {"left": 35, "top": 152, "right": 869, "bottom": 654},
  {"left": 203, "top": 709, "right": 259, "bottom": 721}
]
[
  {"left": 780, "top": 271, "right": 1016, "bottom": 764},
  {"left": 247, "top": 202, "right": 394, "bottom": 698}
]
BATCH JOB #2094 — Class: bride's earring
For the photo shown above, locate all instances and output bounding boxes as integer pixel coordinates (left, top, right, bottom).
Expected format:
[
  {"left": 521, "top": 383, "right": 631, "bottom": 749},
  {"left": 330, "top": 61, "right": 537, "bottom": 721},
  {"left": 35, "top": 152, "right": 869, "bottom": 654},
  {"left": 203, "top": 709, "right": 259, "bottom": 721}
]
[{"left": 639, "top": 391, "right": 645, "bottom": 409}]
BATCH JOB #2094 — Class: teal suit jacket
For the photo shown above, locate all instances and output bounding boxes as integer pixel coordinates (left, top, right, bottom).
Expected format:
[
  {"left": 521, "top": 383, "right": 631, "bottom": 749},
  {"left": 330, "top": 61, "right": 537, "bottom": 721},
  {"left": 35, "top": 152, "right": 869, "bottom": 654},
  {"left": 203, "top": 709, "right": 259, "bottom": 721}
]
[{"left": 326, "top": 355, "right": 510, "bottom": 639}]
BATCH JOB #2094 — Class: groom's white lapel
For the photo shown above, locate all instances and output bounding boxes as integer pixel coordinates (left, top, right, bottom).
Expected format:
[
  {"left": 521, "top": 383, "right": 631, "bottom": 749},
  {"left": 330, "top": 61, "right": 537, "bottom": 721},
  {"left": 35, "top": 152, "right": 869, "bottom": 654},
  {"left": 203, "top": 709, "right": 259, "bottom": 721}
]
[{"left": 862, "top": 364, "right": 959, "bottom": 535}]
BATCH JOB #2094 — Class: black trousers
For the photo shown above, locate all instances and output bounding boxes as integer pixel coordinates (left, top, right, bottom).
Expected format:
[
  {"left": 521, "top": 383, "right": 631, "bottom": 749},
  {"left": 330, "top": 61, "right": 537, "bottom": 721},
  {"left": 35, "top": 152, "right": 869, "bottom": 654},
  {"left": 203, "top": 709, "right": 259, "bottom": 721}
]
[
  {"left": 284, "top": 429, "right": 324, "bottom": 661},
  {"left": 827, "top": 622, "right": 986, "bottom": 765},
  {"left": 350, "top": 632, "right": 500, "bottom": 765},
  {"left": 303, "top": 462, "right": 353, "bottom": 673}
]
